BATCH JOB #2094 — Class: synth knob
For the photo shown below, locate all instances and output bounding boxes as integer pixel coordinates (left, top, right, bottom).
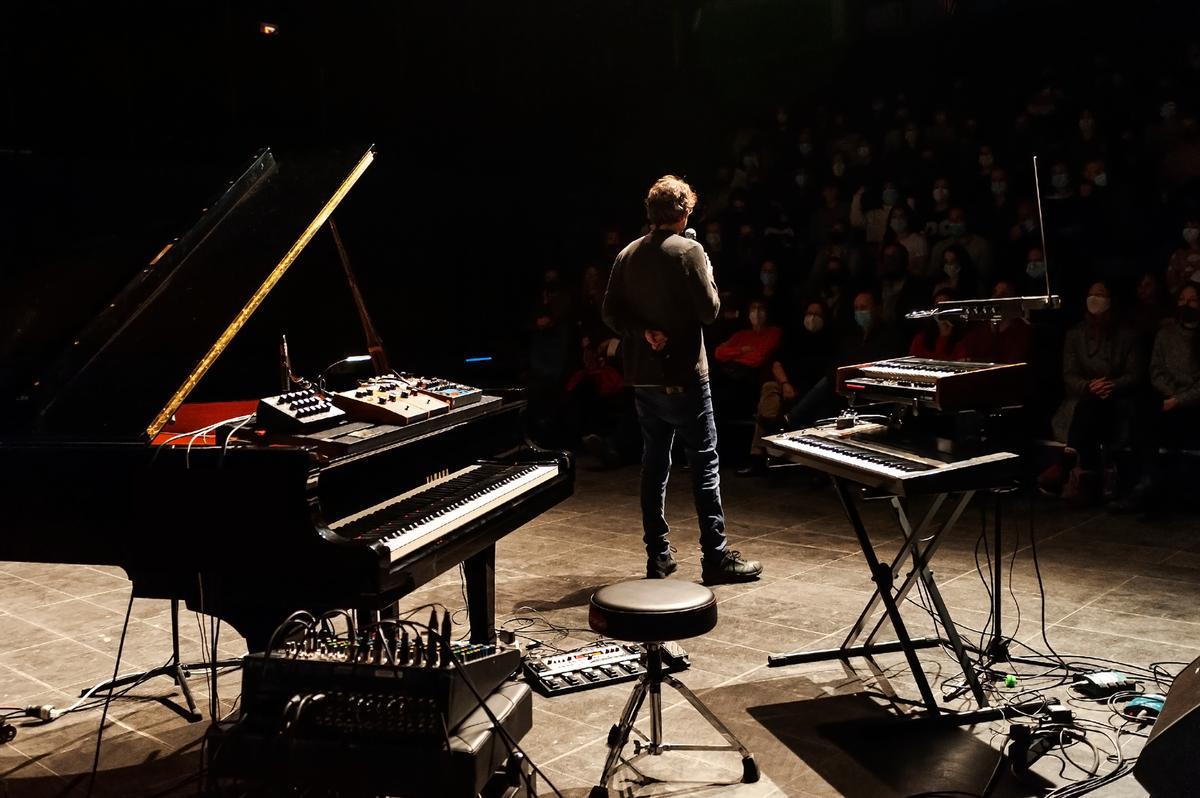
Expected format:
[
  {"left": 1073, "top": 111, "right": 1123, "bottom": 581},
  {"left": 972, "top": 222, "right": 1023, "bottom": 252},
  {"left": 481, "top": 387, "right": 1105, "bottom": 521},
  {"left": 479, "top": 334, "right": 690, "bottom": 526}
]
[{"left": 377, "top": 397, "right": 388, "bottom": 404}]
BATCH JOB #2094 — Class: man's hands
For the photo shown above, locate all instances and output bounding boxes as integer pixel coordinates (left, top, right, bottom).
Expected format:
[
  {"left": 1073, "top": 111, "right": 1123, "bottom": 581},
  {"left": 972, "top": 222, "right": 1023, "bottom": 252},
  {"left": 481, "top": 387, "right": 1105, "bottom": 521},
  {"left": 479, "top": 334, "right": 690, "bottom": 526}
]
[
  {"left": 781, "top": 382, "right": 797, "bottom": 401},
  {"left": 1164, "top": 396, "right": 1180, "bottom": 412},
  {"left": 1088, "top": 377, "right": 1115, "bottom": 399},
  {"left": 644, "top": 329, "right": 669, "bottom": 352}
]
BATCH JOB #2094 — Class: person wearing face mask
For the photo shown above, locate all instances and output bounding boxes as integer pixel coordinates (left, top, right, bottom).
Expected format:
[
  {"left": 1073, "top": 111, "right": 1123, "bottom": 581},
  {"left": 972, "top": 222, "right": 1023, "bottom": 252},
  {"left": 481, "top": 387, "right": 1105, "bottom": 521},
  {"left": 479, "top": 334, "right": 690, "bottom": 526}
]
[
  {"left": 1050, "top": 282, "right": 1144, "bottom": 506},
  {"left": 602, "top": 175, "right": 762, "bottom": 583},
  {"left": 739, "top": 301, "right": 834, "bottom": 477},
  {"left": 756, "top": 260, "right": 784, "bottom": 318},
  {"left": 934, "top": 245, "right": 977, "bottom": 298},
  {"left": 1113, "top": 285, "right": 1200, "bottom": 513},
  {"left": 713, "top": 299, "right": 783, "bottom": 373},
  {"left": 929, "top": 208, "right": 993, "bottom": 294},
  {"left": 828, "top": 153, "right": 850, "bottom": 192},
  {"left": 1167, "top": 217, "right": 1200, "bottom": 295},
  {"left": 885, "top": 206, "right": 929, "bottom": 277},
  {"left": 850, "top": 181, "right": 903, "bottom": 244},
  {"left": 909, "top": 288, "right": 969, "bottom": 360}
]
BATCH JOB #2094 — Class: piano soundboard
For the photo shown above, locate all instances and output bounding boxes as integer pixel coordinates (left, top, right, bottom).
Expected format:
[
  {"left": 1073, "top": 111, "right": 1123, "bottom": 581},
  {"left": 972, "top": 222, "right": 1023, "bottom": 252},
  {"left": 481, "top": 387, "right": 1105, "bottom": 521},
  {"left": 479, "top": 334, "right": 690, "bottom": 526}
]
[{"left": 764, "top": 421, "right": 1019, "bottom": 496}]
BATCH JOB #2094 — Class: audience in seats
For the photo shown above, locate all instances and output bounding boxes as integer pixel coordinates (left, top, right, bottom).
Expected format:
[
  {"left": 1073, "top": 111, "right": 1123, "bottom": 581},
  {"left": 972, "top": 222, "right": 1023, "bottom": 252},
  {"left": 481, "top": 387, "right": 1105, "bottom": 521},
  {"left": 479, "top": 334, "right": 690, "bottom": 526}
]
[
  {"left": 712, "top": 299, "right": 783, "bottom": 416},
  {"left": 740, "top": 301, "right": 836, "bottom": 476},
  {"left": 1051, "top": 281, "right": 1144, "bottom": 506},
  {"left": 909, "top": 288, "right": 969, "bottom": 361},
  {"left": 1113, "top": 284, "right": 1200, "bottom": 512},
  {"left": 963, "top": 280, "right": 1034, "bottom": 364}
]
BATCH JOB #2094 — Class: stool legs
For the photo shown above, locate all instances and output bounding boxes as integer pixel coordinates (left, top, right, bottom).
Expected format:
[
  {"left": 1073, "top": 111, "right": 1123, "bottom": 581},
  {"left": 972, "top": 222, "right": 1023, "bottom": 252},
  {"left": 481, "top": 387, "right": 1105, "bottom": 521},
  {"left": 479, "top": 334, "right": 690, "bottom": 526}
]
[{"left": 592, "top": 643, "right": 759, "bottom": 795}]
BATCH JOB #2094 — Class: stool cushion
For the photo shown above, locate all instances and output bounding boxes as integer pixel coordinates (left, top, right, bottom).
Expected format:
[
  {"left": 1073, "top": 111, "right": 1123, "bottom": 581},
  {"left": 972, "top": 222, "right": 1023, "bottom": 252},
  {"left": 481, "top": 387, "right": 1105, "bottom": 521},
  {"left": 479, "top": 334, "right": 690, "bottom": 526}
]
[{"left": 588, "top": 580, "right": 718, "bottom": 642}]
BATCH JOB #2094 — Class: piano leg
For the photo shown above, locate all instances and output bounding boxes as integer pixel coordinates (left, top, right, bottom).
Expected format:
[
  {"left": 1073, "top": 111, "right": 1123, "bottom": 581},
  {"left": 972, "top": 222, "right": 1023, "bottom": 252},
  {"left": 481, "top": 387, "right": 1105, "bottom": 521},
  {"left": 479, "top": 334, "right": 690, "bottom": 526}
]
[{"left": 464, "top": 543, "right": 497, "bottom": 645}]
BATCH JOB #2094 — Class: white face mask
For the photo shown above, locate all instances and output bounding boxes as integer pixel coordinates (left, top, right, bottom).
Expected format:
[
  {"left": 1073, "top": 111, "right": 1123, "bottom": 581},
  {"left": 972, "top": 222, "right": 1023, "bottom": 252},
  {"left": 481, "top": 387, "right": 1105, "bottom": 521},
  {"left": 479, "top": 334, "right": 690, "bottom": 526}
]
[
  {"left": 890, "top": 218, "right": 908, "bottom": 234},
  {"left": 933, "top": 187, "right": 949, "bottom": 203},
  {"left": 1086, "top": 295, "right": 1111, "bottom": 315},
  {"left": 803, "top": 313, "right": 824, "bottom": 333},
  {"left": 832, "top": 162, "right": 846, "bottom": 177},
  {"left": 1184, "top": 227, "right": 1200, "bottom": 244},
  {"left": 944, "top": 261, "right": 961, "bottom": 279},
  {"left": 749, "top": 310, "right": 766, "bottom": 327}
]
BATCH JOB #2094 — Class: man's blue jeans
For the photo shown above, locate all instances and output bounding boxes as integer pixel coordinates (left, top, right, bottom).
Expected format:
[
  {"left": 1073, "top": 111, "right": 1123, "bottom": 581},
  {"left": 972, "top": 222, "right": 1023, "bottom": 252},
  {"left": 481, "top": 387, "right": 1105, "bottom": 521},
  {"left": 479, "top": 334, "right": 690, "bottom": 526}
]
[{"left": 634, "top": 379, "right": 728, "bottom": 560}]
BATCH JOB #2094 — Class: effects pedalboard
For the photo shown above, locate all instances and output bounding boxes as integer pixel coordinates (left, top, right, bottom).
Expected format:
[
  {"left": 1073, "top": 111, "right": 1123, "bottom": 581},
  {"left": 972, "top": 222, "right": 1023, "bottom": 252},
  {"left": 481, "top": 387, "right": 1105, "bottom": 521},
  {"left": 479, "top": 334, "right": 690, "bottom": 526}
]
[{"left": 522, "top": 641, "right": 689, "bottom": 697}]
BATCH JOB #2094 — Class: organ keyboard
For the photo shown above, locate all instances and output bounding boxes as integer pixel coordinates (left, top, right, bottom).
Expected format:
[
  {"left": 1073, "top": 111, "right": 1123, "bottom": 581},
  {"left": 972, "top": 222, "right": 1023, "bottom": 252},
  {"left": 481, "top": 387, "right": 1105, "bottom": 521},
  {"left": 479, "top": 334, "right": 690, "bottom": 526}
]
[{"left": 837, "top": 357, "right": 1027, "bottom": 411}]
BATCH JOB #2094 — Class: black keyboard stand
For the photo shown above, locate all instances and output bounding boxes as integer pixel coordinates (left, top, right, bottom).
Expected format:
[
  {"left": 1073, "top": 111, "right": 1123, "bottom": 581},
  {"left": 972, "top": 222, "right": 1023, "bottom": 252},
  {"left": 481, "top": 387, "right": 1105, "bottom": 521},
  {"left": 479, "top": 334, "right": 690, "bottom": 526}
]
[{"left": 767, "top": 478, "right": 988, "bottom": 717}]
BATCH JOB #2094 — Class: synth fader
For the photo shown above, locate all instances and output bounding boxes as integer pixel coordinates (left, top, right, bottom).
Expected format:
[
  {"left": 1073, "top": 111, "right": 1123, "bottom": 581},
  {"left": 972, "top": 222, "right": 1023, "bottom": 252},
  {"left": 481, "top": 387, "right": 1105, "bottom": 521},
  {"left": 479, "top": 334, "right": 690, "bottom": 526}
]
[{"left": 396, "top": 375, "right": 483, "bottom": 409}]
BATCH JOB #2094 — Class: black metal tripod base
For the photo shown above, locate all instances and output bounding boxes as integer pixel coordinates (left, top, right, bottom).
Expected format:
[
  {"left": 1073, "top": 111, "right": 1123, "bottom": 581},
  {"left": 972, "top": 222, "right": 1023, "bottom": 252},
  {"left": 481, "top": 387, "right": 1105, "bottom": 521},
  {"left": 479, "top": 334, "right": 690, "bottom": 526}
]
[
  {"left": 83, "top": 658, "right": 241, "bottom": 723},
  {"left": 768, "top": 637, "right": 943, "bottom": 668}
]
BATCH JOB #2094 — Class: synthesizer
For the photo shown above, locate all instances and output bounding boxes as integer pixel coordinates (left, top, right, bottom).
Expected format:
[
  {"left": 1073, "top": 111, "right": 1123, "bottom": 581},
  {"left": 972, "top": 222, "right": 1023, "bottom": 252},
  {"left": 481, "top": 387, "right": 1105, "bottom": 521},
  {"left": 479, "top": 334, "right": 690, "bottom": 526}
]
[
  {"left": 400, "top": 375, "right": 483, "bottom": 409},
  {"left": 256, "top": 388, "right": 346, "bottom": 431},
  {"left": 764, "top": 421, "right": 1019, "bottom": 496},
  {"left": 523, "top": 641, "right": 689, "bottom": 696},
  {"left": 836, "top": 357, "right": 1027, "bottom": 411},
  {"left": 332, "top": 379, "right": 450, "bottom": 425}
]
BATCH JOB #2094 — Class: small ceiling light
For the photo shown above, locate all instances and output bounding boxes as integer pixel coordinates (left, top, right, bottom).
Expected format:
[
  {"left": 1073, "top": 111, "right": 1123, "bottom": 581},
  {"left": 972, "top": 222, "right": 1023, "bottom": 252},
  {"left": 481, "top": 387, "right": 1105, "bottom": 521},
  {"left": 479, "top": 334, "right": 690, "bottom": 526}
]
[{"left": 259, "top": 22, "right": 279, "bottom": 36}]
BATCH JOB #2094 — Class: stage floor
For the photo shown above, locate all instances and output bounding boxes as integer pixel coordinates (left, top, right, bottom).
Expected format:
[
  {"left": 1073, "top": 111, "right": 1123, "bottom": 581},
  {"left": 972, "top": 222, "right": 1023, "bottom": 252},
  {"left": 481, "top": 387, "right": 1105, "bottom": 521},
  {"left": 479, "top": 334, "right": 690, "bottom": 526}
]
[{"left": 2, "top": 462, "right": 1195, "bottom": 797}]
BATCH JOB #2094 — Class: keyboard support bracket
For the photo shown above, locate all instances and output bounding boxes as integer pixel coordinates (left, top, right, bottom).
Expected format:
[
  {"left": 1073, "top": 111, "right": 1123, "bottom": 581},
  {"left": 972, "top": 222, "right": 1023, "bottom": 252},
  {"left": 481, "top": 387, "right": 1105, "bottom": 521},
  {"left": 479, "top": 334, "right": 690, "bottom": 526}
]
[{"left": 766, "top": 479, "right": 988, "bottom": 716}]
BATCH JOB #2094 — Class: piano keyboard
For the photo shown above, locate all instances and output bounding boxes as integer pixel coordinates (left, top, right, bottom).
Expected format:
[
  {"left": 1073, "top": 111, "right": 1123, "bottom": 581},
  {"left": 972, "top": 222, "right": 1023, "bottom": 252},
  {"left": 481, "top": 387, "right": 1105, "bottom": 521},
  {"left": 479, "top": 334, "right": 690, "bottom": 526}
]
[
  {"left": 764, "top": 425, "right": 1018, "bottom": 496},
  {"left": 776, "top": 434, "right": 936, "bottom": 477},
  {"left": 330, "top": 463, "right": 559, "bottom": 562},
  {"left": 858, "top": 359, "right": 983, "bottom": 384}
]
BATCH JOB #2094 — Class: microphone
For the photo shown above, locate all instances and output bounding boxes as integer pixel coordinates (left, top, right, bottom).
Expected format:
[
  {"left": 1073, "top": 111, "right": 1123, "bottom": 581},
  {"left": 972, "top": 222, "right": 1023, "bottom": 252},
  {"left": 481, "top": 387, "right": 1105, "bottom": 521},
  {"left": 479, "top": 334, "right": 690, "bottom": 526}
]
[{"left": 684, "top": 227, "right": 697, "bottom": 241}]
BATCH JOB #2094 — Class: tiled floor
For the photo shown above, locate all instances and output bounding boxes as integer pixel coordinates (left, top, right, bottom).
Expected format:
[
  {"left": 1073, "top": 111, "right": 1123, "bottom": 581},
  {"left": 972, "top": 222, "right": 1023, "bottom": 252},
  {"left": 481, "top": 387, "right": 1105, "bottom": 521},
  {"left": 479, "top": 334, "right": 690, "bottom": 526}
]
[{"left": 2, "top": 462, "right": 1196, "bottom": 797}]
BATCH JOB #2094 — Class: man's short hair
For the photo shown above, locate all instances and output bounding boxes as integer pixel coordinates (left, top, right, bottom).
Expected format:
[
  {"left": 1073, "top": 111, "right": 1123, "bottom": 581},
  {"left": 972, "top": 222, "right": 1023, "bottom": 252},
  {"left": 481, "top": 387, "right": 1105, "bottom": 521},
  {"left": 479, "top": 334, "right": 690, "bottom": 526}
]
[{"left": 645, "top": 175, "right": 698, "bottom": 226}]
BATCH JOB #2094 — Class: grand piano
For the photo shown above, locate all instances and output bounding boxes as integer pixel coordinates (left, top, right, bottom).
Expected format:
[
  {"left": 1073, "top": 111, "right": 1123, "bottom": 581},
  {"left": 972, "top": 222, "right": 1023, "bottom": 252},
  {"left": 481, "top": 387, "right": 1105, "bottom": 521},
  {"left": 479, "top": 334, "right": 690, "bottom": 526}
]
[{"left": 0, "top": 146, "right": 574, "bottom": 652}]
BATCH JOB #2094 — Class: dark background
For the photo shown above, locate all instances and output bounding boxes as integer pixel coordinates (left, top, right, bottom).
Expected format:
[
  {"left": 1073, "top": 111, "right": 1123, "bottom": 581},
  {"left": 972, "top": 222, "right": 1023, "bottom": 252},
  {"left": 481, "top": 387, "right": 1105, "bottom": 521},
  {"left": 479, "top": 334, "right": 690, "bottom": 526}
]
[{"left": 0, "top": 0, "right": 1190, "bottom": 400}]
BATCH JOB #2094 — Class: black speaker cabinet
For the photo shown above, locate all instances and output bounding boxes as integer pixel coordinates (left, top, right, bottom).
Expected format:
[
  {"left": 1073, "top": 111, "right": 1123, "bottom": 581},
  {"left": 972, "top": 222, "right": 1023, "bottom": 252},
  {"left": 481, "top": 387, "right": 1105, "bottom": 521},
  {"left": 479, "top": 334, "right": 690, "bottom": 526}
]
[{"left": 1135, "top": 655, "right": 1200, "bottom": 796}]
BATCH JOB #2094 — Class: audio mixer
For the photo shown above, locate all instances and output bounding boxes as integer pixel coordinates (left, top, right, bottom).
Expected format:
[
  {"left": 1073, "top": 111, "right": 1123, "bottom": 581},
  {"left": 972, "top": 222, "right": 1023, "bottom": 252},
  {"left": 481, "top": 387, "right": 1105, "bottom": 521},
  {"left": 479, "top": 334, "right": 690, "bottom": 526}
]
[{"left": 332, "top": 379, "right": 450, "bottom": 425}]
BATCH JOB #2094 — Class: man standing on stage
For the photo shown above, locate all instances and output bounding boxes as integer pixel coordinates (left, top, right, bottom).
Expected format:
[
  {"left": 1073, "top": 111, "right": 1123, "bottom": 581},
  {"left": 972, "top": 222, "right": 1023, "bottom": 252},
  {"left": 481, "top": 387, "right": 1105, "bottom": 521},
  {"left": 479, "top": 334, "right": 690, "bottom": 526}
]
[{"left": 602, "top": 175, "right": 763, "bottom": 584}]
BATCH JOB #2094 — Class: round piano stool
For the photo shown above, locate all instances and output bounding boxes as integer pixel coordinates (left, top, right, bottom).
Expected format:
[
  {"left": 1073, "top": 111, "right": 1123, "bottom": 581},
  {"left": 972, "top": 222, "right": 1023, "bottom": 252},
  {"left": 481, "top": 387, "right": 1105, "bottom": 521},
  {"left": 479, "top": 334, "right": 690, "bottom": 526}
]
[{"left": 586, "top": 580, "right": 759, "bottom": 797}]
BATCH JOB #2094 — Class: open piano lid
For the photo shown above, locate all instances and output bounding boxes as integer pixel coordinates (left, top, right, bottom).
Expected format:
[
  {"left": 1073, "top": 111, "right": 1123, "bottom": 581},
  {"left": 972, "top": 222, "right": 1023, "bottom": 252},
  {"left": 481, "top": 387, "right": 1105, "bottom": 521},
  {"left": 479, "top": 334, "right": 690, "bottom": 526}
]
[{"left": 15, "top": 145, "right": 375, "bottom": 442}]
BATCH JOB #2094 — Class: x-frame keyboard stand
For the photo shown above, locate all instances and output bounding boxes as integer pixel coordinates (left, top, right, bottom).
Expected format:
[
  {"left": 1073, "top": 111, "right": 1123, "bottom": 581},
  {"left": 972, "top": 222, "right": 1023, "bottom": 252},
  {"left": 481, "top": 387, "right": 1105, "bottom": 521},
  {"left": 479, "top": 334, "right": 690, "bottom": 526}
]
[{"left": 767, "top": 478, "right": 988, "bottom": 716}]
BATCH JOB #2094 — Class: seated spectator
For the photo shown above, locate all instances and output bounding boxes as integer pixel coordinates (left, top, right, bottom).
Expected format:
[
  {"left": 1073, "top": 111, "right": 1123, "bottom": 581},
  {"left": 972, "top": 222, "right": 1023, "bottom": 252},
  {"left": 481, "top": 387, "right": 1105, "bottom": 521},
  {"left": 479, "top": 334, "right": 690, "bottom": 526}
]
[
  {"left": 1129, "top": 270, "right": 1171, "bottom": 350},
  {"left": 776, "top": 291, "right": 904, "bottom": 431},
  {"left": 1050, "top": 281, "right": 1144, "bottom": 506},
  {"left": 923, "top": 177, "right": 954, "bottom": 240},
  {"left": 1019, "top": 245, "right": 1049, "bottom": 296},
  {"left": 850, "top": 181, "right": 902, "bottom": 244},
  {"left": 878, "top": 243, "right": 929, "bottom": 326},
  {"left": 712, "top": 298, "right": 783, "bottom": 415},
  {"left": 934, "top": 244, "right": 979, "bottom": 299},
  {"left": 886, "top": 205, "right": 930, "bottom": 278},
  {"left": 1113, "top": 284, "right": 1200, "bottom": 511},
  {"left": 808, "top": 183, "right": 849, "bottom": 245},
  {"left": 757, "top": 259, "right": 785, "bottom": 320},
  {"left": 909, "top": 288, "right": 969, "bottom": 360},
  {"left": 809, "top": 225, "right": 864, "bottom": 286},
  {"left": 807, "top": 254, "right": 855, "bottom": 330},
  {"left": 1167, "top": 216, "right": 1200, "bottom": 295},
  {"left": 741, "top": 301, "right": 835, "bottom": 475},
  {"left": 963, "top": 279, "right": 1034, "bottom": 363},
  {"left": 929, "top": 208, "right": 994, "bottom": 294}
]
